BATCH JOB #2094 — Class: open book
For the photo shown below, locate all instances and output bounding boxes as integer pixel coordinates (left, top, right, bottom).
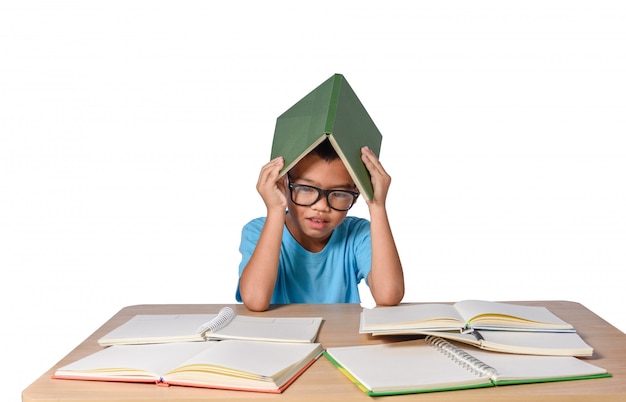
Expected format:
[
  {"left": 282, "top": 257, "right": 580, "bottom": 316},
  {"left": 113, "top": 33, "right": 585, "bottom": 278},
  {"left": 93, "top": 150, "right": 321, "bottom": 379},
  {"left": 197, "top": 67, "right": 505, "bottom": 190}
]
[
  {"left": 324, "top": 337, "right": 609, "bottom": 396},
  {"left": 98, "top": 307, "right": 322, "bottom": 346},
  {"left": 412, "top": 329, "right": 594, "bottom": 356},
  {"left": 360, "top": 300, "right": 575, "bottom": 333},
  {"left": 53, "top": 340, "right": 324, "bottom": 393},
  {"left": 271, "top": 73, "right": 382, "bottom": 201}
]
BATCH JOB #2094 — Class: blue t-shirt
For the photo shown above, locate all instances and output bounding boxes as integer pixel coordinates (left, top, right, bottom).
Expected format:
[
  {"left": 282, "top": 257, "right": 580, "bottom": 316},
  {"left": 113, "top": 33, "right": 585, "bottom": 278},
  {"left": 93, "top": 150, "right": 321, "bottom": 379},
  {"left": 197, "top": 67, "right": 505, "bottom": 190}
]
[{"left": 235, "top": 215, "right": 372, "bottom": 304}]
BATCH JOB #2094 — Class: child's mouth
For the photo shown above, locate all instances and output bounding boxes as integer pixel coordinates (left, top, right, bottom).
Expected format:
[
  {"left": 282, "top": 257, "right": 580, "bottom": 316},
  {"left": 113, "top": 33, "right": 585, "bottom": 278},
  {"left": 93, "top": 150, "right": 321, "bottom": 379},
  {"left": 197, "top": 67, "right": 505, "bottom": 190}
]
[{"left": 308, "top": 217, "right": 328, "bottom": 229}]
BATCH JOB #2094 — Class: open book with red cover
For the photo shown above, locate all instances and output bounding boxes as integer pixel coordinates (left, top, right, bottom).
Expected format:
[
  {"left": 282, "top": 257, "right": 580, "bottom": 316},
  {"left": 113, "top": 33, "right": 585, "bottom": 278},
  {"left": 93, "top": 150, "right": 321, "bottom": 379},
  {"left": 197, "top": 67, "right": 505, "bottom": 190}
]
[{"left": 53, "top": 340, "right": 323, "bottom": 393}]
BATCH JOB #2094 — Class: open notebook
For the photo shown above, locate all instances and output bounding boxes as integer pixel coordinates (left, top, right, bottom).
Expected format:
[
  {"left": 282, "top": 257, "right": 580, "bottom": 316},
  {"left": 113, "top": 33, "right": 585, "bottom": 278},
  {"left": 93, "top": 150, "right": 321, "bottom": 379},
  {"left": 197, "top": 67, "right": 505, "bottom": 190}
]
[
  {"left": 98, "top": 307, "right": 323, "bottom": 345},
  {"left": 325, "top": 337, "right": 609, "bottom": 396}
]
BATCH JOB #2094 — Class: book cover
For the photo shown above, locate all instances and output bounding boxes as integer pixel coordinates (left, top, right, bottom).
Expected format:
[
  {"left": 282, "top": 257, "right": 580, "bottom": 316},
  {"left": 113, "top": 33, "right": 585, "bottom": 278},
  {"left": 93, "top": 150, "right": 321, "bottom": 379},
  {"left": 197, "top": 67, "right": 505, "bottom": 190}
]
[{"left": 271, "top": 73, "right": 382, "bottom": 201}]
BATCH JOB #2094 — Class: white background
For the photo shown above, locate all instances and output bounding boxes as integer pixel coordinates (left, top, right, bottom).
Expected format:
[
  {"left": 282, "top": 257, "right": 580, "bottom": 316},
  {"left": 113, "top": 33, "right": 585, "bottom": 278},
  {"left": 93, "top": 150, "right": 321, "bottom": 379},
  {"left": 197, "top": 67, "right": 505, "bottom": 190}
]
[{"left": 1, "top": 1, "right": 625, "bottom": 400}]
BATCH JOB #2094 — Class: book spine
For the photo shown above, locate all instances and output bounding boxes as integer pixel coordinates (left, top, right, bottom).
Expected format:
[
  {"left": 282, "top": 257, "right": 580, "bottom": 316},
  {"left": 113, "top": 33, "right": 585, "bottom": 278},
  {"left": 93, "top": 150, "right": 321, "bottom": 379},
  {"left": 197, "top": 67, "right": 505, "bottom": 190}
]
[{"left": 425, "top": 336, "right": 497, "bottom": 380}]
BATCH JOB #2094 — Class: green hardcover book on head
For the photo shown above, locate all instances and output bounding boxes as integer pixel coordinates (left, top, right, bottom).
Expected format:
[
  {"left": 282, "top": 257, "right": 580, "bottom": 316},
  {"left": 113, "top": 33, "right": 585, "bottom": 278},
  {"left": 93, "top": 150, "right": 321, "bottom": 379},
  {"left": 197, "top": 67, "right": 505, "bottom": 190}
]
[{"left": 271, "top": 73, "right": 382, "bottom": 201}]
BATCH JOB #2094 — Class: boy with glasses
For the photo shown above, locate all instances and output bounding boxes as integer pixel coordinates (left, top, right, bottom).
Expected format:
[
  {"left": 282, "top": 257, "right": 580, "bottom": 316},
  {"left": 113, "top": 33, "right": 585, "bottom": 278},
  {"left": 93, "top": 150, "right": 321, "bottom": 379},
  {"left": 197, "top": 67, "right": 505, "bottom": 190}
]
[{"left": 236, "top": 138, "right": 404, "bottom": 312}]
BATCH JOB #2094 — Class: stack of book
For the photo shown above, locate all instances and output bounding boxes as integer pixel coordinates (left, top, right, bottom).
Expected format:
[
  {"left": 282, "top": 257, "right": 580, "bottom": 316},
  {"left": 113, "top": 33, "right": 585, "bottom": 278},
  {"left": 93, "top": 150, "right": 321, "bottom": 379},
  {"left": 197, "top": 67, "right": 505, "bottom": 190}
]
[
  {"left": 53, "top": 307, "right": 324, "bottom": 394},
  {"left": 324, "top": 300, "right": 610, "bottom": 396}
]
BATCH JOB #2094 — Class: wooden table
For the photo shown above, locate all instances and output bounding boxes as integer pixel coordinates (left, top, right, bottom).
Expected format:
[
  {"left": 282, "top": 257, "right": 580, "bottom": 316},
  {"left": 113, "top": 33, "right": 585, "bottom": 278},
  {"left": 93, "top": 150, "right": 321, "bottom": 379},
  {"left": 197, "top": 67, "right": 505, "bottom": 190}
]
[{"left": 22, "top": 301, "right": 626, "bottom": 401}]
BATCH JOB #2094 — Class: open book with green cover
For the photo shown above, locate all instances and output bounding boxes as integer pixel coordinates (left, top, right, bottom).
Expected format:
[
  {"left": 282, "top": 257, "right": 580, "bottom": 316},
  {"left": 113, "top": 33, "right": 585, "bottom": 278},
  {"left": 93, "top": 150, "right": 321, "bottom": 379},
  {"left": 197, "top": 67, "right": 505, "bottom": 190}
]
[
  {"left": 324, "top": 337, "right": 610, "bottom": 397},
  {"left": 98, "top": 307, "right": 322, "bottom": 346},
  {"left": 360, "top": 300, "right": 576, "bottom": 333},
  {"left": 271, "top": 73, "right": 382, "bottom": 201},
  {"left": 54, "top": 340, "right": 323, "bottom": 394}
]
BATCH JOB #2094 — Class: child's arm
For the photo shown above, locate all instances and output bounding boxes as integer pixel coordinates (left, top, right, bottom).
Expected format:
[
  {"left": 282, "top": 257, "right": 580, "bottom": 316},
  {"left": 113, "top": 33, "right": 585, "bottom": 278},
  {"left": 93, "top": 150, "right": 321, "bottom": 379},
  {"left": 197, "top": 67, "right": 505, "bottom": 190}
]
[
  {"left": 238, "top": 157, "right": 287, "bottom": 311},
  {"left": 360, "top": 146, "right": 405, "bottom": 306}
]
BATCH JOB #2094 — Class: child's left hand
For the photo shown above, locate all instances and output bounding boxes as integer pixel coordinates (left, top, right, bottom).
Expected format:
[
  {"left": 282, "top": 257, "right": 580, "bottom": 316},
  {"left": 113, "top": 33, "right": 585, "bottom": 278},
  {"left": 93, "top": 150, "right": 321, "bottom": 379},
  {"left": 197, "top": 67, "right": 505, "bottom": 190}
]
[{"left": 361, "top": 146, "right": 391, "bottom": 207}]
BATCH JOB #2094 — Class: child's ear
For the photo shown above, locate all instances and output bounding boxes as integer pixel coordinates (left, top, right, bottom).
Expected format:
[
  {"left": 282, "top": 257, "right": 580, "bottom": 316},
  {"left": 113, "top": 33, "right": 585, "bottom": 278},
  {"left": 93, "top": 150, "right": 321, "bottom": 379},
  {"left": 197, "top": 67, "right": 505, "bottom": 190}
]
[{"left": 278, "top": 174, "right": 288, "bottom": 193}]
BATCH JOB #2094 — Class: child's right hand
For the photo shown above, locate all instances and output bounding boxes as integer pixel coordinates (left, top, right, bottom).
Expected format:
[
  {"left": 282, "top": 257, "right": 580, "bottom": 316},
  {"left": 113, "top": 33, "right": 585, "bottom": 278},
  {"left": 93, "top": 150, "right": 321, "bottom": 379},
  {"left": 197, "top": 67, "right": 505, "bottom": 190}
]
[{"left": 256, "top": 157, "right": 287, "bottom": 211}]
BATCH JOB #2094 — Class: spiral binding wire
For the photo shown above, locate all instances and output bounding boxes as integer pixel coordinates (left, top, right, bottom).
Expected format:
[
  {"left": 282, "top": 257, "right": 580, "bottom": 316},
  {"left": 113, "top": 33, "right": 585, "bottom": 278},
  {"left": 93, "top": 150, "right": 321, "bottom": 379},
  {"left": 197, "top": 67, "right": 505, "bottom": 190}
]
[
  {"left": 196, "top": 307, "right": 236, "bottom": 334},
  {"left": 425, "top": 335, "right": 498, "bottom": 379}
]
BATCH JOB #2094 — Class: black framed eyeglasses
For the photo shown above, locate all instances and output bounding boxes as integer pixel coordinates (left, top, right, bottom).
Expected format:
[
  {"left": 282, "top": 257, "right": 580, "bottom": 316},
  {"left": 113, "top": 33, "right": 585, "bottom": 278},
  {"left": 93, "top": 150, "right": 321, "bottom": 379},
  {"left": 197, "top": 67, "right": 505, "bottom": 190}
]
[{"left": 287, "top": 180, "right": 359, "bottom": 211}]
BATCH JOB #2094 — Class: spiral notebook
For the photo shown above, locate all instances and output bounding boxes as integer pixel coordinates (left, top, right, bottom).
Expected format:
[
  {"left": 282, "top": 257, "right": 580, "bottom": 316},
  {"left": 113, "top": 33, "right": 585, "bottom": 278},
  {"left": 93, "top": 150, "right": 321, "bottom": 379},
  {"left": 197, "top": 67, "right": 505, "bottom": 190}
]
[
  {"left": 98, "top": 307, "right": 323, "bottom": 346},
  {"left": 324, "top": 337, "right": 610, "bottom": 396}
]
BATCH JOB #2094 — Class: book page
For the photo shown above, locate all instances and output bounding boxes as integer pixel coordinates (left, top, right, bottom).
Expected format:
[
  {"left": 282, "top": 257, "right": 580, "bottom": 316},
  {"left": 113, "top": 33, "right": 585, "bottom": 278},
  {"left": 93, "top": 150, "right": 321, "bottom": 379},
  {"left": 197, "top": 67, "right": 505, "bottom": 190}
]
[
  {"left": 464, "top": 346, "right": 608, "bottom": 383},
  {"left": 479, "top": 330, "right": 594, "bottom": 356},
  {"left": 98, "top": 314, "right": 213, "bottom": 345},
  {"left": 417, "top": 330, "right": 594, "bottom": 356},
  {"left": 167, "top": 340, "right": 322, "bottom": 379},
  {"left": 55, "top": 342, "right": 216, "bottom": 380},
  {"left": 454, "top": 300, "right": 574, "bottom": 330},
  {"left": 210, "top": 316, "right": 322, "bottom": 343},
  {"left": 99, "top": 313, "right": 323, "bottom": 345},
  {"left": 325, "top": 340, "right": 492, "bottom": 394},
  {"left": 361, "top": 304, "right": 465, "bottom": 332}
]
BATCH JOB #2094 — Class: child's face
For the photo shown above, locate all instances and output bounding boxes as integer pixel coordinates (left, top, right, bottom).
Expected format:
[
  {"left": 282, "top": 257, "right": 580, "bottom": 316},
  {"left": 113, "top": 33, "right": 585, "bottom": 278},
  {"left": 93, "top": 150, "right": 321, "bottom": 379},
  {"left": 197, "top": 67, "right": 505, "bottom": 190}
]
[{"left": 285, "top": 154, "right": 357, "bottom": 252}]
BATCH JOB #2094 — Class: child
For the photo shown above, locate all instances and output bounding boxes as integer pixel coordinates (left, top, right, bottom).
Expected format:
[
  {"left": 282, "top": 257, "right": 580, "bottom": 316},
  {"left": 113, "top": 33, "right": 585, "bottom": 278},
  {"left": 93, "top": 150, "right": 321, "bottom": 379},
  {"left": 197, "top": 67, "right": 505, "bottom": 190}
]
[{"left": 236, "top": 138, "right": 404, "bottom": 311}]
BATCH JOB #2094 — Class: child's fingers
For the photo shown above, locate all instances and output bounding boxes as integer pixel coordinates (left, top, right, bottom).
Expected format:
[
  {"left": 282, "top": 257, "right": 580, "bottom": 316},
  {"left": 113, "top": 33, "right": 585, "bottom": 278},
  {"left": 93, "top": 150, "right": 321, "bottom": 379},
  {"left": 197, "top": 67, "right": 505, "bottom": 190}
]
[
  {"left": 361, "top": 146, "right": 388, "bottom": 177},
  {"left": 258, "top": 157, "right": 284, "bottom": 182}
]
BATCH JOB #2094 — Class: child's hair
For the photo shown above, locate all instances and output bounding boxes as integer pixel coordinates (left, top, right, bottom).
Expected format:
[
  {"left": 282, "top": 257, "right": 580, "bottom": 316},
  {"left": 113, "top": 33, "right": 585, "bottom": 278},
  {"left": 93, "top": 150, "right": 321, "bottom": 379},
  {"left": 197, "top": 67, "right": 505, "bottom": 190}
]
[{"left": 312, "top": 138, "right": 339, "bottom": 162}]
